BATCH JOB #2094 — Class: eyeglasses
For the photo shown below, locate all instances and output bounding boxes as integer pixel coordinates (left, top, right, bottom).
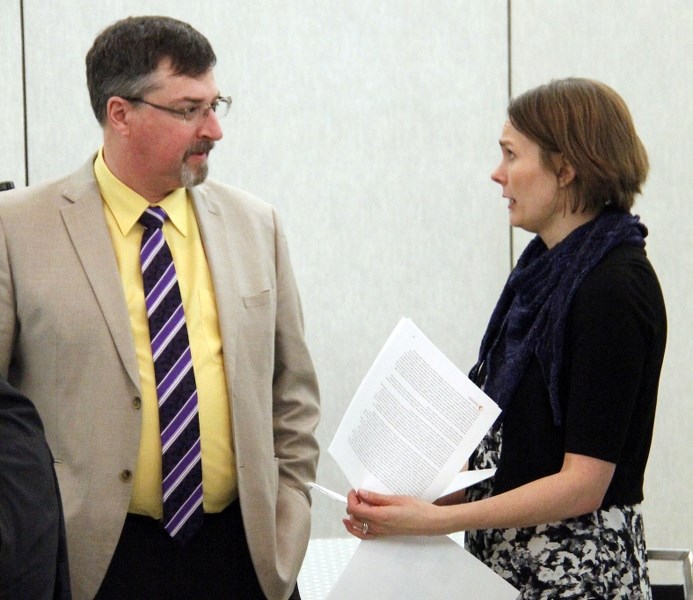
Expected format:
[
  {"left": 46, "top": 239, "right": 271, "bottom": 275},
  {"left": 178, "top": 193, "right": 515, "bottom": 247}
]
[{"left": 123, "top": 95, "right": 232, "bottom": 123}]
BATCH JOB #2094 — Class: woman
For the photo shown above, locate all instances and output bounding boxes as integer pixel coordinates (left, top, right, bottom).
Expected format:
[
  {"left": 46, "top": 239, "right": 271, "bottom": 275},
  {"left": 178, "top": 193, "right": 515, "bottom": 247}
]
[{"left": 343, "top": 78, "right": 667, "bottom": 599}]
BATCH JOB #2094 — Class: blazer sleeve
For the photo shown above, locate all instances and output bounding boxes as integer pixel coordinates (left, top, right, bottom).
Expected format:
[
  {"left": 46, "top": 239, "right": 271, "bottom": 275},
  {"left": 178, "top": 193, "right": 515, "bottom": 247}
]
[{"left": 270, "top": 207, "right": 320, "bottom": 495}]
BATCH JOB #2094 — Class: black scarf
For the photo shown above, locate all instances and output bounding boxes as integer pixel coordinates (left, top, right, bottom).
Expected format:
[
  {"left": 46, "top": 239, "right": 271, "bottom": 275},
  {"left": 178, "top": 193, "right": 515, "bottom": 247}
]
[{"left": 469, "top": 210, "right": 647, "bottom": 425}]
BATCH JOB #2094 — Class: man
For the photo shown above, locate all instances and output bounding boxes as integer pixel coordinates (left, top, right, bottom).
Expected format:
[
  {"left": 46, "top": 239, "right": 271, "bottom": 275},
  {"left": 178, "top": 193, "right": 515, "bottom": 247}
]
[
  {"left": 0, "top": 377, "right": 71, "bottom": 600},
  {"left": 0, "top": 16, "right": 319, "bottom": 600}
]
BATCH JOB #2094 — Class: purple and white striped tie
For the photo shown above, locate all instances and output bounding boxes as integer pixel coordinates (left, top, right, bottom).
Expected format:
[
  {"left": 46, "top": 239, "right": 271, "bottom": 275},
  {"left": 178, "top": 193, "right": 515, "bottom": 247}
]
[{"left": 139, "top": 206, "right": 203, "bottom": 544}]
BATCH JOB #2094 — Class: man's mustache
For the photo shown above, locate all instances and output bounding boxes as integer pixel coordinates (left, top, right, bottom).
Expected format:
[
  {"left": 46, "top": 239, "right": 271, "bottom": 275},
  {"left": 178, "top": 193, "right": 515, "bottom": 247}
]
[{"left": 184, "top": 141, "right": 215, "bottom": 159}]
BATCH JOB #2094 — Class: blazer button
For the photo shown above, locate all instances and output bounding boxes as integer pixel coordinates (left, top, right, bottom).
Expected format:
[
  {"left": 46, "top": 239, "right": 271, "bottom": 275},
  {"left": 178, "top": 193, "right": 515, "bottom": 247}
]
[
  {"left": 120, "top": 469, "right": 133, "bottom": 482},
  {"left": 132, "top": 396, "right": 142, "bottom": 409}
]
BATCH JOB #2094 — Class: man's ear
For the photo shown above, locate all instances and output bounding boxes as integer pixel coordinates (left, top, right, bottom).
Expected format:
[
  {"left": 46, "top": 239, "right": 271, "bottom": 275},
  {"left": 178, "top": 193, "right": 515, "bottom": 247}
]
[
  {"left": 557, "top": 157, "right": 576, "bottom": 188},
  {"left": 105, "top": 97, "right": 132, "bottom": 135}
]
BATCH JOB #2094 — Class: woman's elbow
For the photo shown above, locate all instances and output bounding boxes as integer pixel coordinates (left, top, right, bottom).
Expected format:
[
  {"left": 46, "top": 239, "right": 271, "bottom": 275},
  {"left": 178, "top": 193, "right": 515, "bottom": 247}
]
[
  {"left": 577, "top": 489, "right": 607, "bottom": 515},
  {"left": 561, "top": 453, "right": 615, "bottom": 517}
]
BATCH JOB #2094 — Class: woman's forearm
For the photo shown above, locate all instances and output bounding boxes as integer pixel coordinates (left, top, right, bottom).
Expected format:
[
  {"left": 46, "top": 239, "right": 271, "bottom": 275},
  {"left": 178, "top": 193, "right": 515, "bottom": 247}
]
[
  {"left": 346, "top": 453, "right": 616, "bottom": 538},
  {"left": 437, "top": 453, "right": 616, "bottom": 533}
]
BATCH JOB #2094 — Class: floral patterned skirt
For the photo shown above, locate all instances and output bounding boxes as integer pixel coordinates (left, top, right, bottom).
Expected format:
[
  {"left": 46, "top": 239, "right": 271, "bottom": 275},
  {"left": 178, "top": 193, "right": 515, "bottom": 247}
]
[{"left": 465, "top": 427, "right": 652, "bottom": 600}]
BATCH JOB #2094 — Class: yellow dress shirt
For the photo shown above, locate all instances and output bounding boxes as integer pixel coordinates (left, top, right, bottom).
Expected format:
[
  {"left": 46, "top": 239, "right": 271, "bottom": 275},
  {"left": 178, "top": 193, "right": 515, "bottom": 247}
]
[{"left": 95, "top": 149, "right": 237, "bottom": 517}]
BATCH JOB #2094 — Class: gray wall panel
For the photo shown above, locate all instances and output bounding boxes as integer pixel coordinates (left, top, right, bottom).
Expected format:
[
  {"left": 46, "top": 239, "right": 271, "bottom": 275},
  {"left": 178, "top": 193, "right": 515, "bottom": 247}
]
[
  {"left": 21, "top": 1, "right": 510, "bottom": 539},
  {"left": 512, "top": 0, "right": 693, "bottom": 551},
  {"left": 213, "top": 1, "right": 511, "bottom": 538},
  {"left": 13, "top": 0, "right": 689, "bottom": 556},
  {"left": 0, "top": 1, "right": 25, "bottom": 188}
]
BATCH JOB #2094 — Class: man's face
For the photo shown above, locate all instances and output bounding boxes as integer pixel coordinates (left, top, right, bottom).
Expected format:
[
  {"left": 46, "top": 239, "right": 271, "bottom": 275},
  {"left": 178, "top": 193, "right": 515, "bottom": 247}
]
[{"left": 125, "top": 59, "right": 224, "bottom": 199}]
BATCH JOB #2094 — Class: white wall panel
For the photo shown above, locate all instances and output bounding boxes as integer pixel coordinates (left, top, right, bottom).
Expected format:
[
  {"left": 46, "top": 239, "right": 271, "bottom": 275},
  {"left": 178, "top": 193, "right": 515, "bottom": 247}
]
[
  {"left": 22, "top": 0, "right": 510, "bottom": 538},
  {"left": 512, "top": 0, "right": 693, "bottom": 551},
  {"left": 16, "top": 0, "right": 692, "bottom": 552},
  {"left": 0, "top": 1, "right": 25, "bottom": 189},
  {"left": 208, "top": 1, "right": 511, "bottom": 538},
  {"left": 22, "top": 2, "right": 126, "bottom": 183}
]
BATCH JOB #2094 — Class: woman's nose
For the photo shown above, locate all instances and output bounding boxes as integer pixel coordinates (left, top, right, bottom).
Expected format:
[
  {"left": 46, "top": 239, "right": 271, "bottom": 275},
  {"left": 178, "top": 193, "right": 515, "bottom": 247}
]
[{"left": 490, "top": 163, "right": 504, "bottom": 184}]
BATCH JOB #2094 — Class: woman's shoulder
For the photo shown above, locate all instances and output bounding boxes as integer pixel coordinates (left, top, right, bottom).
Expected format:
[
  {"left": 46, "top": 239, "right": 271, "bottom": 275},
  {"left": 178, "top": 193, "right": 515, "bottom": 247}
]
[
  {"left": 580, "top": 244, "right": 661, "bottom": 298},
  {"left": 571, "top": 244, "right": 666, "bottom": 333}
]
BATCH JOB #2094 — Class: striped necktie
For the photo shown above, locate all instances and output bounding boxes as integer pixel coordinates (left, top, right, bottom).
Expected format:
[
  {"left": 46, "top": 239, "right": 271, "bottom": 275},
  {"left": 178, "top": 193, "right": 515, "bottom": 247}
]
[{"left": 139, "top": 206, "right": 203, "bottom": 544}]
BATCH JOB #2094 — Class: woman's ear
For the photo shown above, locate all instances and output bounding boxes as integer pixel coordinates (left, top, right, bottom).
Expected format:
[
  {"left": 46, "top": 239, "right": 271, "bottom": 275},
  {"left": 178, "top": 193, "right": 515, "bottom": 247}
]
[{"left": 557, "top": 158, "right": 576, "bottom": 188}]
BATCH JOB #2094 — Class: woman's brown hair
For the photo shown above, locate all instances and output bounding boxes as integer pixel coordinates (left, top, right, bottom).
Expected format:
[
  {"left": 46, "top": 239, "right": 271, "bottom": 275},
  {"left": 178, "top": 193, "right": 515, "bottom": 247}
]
[{"left": 508, "top": 78, "right": 649, "bottom": 212}]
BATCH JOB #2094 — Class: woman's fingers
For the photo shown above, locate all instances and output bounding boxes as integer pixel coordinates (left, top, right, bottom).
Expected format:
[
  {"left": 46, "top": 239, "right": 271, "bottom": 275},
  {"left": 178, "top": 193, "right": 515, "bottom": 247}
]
[{"left": 342, "top": 517, "right": 375, "bottom": 539}]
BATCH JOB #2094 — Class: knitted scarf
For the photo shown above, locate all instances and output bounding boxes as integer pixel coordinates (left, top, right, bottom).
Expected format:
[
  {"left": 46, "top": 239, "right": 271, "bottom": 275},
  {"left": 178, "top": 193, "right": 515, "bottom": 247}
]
[{"left": 469, "top": 210, "right": 647, "bottom": 425}]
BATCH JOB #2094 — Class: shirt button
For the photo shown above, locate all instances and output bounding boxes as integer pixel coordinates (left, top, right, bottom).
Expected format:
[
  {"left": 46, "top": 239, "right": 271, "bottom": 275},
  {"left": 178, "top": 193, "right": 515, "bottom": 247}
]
[
  {"left": 132, "top": 396, "right": 142, "bottom": 409},
  {"left": 120, "top": 469, "right": 133, "bottom": 482}
]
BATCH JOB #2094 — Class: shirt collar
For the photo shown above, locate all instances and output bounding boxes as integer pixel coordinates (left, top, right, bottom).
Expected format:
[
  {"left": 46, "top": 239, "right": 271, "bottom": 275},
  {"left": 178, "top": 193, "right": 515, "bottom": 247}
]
[{"left": 94, "top": 147, "right": 189, "bottom": 237}]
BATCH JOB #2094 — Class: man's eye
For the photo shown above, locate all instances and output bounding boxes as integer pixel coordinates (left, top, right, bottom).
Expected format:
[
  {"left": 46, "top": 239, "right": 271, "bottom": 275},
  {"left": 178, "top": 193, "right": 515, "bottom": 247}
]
[{"left": 185, "top": 105, "right": 202, "bottom": 117}]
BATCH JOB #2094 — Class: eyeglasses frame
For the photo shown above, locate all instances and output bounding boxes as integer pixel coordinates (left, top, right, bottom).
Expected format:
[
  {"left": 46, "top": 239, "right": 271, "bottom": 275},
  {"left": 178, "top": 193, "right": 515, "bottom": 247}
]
[{"left": 122, "top": 95, "right": 232, "bottom": 122}]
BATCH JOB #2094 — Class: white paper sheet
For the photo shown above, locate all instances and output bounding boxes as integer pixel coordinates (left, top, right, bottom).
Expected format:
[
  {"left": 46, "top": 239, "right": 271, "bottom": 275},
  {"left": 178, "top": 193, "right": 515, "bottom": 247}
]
[
  {"left": 439, "top": 467, "right": 497, "bottom": 496},
  {"left": 320, "top": 319, "right": 517, "bottom": 599},
  {"left": 328, "top": 317, "right": 501, "bottom": 501},
  {"left": 308, "top": 468, "right": 497, "bottom": 505},
  {"left": 326, "top": 536, "right": 520, "bottom": 600},
  {"left": 307, "top": 482, "right": 348, "bottom": 504}
]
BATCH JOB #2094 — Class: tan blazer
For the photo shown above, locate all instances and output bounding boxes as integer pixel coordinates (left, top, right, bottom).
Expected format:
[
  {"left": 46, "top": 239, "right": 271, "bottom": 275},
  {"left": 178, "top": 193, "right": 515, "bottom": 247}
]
[{"left": 0, "top": 157, "right": 320, "bottom": 600}]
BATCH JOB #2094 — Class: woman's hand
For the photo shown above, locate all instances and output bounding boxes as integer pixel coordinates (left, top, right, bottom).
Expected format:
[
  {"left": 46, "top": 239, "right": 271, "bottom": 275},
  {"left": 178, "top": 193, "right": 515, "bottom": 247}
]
[{"left": 343, "top": 489, "right": 449, "bottom": 539}]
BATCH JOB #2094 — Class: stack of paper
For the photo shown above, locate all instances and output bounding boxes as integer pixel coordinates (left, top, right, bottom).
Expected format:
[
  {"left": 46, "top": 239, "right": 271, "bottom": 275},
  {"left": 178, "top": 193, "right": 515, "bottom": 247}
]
[{"left": 312, "top": 318, "right": 519, "bottom": 599}]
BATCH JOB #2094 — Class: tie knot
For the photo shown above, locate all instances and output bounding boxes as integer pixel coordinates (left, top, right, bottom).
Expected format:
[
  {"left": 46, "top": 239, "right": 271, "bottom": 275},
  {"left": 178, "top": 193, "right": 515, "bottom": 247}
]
[{"left": 140, "top": 206, "right": 168, "bottom": 230}]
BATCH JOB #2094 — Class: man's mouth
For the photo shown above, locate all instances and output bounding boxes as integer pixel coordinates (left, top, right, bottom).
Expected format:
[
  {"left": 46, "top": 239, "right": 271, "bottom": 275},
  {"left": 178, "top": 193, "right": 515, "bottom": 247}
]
[{"left": 185, "top": 142, "right": 215, "bottom": 161}]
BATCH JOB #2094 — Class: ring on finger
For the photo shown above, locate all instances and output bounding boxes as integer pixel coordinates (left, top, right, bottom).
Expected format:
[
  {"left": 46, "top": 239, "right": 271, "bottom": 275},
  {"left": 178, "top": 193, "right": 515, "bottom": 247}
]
[{"left": 361, "top": 521, "right": 369, "bottom": 534}]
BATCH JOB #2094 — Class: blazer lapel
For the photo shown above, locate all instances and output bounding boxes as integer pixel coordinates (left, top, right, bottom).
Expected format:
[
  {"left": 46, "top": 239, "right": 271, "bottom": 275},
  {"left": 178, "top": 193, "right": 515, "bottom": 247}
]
[
  {"left": 59, "top": 161, "right": 140, "bottom": 389},
  {"left": 190, "top": 187, "right": 240, "bottom": 387}
]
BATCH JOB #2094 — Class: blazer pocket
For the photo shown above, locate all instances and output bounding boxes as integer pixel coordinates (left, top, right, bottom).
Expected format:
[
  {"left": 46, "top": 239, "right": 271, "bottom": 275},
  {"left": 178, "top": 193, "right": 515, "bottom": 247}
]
[{"left": 242, "top": 288, "right": 274, "bottom": 308}]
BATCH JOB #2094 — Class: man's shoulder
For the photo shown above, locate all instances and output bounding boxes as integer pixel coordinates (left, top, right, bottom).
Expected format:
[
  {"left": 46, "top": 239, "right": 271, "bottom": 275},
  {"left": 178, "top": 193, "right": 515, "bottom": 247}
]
[
  {"left": 0, "top": 160, "right": 94, "bottom": 215},
  {"left": 0, "top": 177, "right": 65, "bottom": 210},
  {"left": 193, "top": 179, "right": 279, "bottom": 223},
  {"left": 197, "top": 179, "right": 272, "bottom": 207}
]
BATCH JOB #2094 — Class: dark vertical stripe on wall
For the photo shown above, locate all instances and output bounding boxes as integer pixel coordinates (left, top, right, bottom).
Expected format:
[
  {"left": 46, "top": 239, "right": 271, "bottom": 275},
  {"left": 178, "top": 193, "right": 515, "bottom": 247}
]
[
  {"left": 507, "top": 0, "right": 512, "bottom": 100},
  {"left": 19, "top": 0, "right": 29, "bottom": 186},
  {"left": 507, "top": 0, "right": 515, "bottom": 270}
]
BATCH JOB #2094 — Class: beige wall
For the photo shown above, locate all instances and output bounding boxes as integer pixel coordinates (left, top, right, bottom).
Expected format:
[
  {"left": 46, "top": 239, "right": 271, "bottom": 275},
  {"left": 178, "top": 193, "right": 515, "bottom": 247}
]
[{"left": 1, "top": 0, "right": 690, "bottom": 551}]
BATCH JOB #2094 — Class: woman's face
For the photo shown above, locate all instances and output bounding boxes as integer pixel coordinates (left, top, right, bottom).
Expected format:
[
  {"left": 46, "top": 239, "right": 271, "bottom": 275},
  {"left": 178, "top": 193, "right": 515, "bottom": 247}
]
[{"left": 491, "top": 121, "right": 566, "bottom": 247}]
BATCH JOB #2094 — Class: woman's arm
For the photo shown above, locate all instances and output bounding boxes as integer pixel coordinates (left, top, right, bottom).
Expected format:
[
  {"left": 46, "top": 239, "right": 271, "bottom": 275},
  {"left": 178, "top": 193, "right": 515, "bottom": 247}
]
[
  {"left": 344, "top": 452, "right": 615, "bottom": 538},
  {"left": 434, "top": 488, "right": 468, "bottom": 506}
]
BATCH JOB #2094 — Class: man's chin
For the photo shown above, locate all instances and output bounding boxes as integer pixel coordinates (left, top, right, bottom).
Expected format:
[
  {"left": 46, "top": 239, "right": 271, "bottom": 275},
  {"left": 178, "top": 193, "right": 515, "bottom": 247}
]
[{"left": 181, "top": 162, "right": 209, "bottom": 188}]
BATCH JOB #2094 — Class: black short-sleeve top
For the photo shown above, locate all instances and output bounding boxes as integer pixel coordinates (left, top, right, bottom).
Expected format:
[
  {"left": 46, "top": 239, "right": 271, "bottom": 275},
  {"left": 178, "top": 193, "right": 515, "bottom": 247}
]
[{"left": 491, "top": 244, "right": 667, "bottom": 508}]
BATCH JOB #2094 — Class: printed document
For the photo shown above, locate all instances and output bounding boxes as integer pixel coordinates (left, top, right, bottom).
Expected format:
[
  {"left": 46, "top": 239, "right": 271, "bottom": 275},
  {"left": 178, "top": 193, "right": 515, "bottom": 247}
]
[
  {"left": 328, "top": 317, "right": 501, "bottom": 501},
  {"left": 316, "top": 318, "right": 518, "bottom": 599}
]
